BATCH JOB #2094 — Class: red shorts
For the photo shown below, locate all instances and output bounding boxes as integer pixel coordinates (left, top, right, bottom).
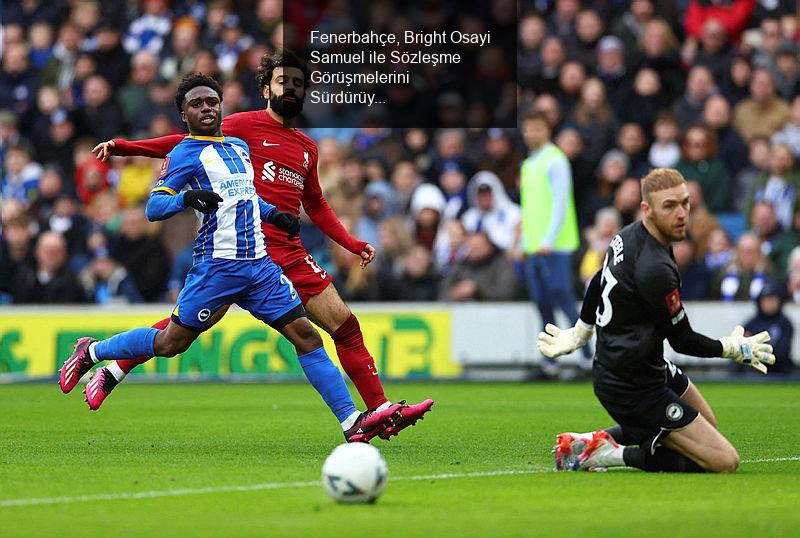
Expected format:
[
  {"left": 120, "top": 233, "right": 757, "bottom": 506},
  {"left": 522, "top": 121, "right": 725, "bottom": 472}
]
[{"left": 266, "top": 243, "right": 332, "bottom": 304}]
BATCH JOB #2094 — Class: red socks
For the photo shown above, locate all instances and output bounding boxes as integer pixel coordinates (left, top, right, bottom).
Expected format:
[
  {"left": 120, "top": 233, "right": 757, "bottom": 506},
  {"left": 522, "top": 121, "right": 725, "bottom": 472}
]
[
  {"left": 116, "top": 317, "right": 170, "bottom": 373},
  {"left": 332, "top": 314, "right": 388, "bottom": 410}
]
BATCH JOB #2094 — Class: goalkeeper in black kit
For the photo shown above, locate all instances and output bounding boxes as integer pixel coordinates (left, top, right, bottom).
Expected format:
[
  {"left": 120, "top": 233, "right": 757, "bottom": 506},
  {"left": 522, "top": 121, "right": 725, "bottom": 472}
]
[{"left": 538, "top": 168, "right": 776, "bottom": 473}]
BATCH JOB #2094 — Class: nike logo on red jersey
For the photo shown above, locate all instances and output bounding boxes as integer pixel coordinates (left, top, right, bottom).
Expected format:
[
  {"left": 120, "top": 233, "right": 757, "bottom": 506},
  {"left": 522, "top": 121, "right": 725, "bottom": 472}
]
[{"left": 262, "top": 140, "right": 280, "bottom": 147}]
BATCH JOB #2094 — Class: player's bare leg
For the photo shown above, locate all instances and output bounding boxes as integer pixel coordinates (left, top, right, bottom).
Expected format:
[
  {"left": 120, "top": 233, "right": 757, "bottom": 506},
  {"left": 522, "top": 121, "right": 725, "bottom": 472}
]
[
  {"left": 305, "top": 282, "right": 434, "bottom": 438},
  {"left": 680, "top": 381, "right": 717, "bottom": 429},
  {"left": 661, "top": 416, "right": 739, "bottom": 472}
]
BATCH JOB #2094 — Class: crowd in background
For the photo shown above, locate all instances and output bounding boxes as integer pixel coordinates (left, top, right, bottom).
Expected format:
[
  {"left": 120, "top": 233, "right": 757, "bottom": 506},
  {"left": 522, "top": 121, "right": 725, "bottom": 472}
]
[{"left": 0, "top": 0, "right": 799, "bottom": 343}]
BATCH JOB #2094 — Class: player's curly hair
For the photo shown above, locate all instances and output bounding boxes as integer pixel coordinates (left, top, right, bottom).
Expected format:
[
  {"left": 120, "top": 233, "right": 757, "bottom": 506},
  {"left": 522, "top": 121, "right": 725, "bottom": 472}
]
[
  {"left": 256, "top": 49, "right": 311, "bottom": 93},
  {"left": 175, "top": 73, "right": 224, "bottom": 113}
]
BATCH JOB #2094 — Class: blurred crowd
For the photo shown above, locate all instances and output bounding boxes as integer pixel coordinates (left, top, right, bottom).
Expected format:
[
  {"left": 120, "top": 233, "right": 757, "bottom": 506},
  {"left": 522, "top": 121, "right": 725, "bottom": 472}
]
[{"left": 0, "top": 0, "right": 799, "bottom": 334}]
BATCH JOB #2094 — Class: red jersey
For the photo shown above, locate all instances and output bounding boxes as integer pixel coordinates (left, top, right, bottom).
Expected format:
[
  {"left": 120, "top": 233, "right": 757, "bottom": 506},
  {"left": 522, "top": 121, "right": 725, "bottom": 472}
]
[{"left": 112, "top": 110, "right": 366, "bottom": 260}]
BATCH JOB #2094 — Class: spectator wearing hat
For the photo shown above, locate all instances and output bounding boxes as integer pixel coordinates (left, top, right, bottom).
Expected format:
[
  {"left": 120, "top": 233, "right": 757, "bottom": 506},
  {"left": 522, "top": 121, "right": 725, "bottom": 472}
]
[
  {"left": 436, "top": 161, "right": 469, "bottom": 223},
  {"left": 410, "top": 183, "right": 446, "bottom": 251},
  {"left": 741, "top": 281, "right": 794, "bottom": 375},
  {"left": 733, "top": 67, "right": 790, "bottom": 141},
  {"left": 461, "top": 171, "right": 521, "bottom": 253},
  {"left": 595, "top": 35, "right": 633, "bottom": 116},
  {"left": 675, "top": 124, "right": 732, "bottom": 212}
]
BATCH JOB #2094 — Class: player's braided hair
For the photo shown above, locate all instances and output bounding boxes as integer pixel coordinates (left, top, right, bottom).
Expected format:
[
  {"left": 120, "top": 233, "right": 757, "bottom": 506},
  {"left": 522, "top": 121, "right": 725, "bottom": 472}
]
[
  {"left": 175, "top": 73, "right": 224, "bottom": 113},
  {"left": 256, "top": 49, "right": 311, "bottom": 92}
]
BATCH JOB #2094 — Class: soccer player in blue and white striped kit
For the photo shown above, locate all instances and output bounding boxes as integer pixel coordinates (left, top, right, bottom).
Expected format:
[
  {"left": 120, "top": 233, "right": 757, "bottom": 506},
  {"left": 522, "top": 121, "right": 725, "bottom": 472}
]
[{"left": 59, "top": 74, "right": 400, "bottom": 442}]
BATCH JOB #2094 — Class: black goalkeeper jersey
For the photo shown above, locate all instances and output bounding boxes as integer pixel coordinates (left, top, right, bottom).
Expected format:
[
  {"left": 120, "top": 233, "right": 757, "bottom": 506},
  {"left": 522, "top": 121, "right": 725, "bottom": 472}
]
[{"left": 593, "top": 221, "right": 689, "bottom": 396}]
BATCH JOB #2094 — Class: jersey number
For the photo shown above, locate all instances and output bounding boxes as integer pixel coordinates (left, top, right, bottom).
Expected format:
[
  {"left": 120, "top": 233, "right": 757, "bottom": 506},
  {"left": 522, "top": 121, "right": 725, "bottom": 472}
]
[
  {"left": 596, "top": 254, "right": 618, "bottom": 327},
  {"left": 280, "top": 274, "right": 297, "bottom": 300}
]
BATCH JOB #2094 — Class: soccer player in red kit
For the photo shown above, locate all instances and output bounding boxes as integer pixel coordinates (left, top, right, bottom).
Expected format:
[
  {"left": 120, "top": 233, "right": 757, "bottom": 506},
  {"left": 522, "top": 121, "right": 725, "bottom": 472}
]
[{"left": 89, "top": 50, "right": 433, "bottom": 441}]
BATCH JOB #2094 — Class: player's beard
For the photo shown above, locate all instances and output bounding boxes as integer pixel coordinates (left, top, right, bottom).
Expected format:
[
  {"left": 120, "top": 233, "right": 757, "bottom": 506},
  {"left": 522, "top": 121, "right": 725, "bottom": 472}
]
[{"left": 270, "top": 92, "right": 304, "bottom": 119}]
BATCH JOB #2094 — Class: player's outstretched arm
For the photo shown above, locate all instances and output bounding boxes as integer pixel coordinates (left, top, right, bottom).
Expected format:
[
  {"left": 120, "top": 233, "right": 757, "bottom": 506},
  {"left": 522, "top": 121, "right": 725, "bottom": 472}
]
[
  {"left": 537, "top": 270, "right": 600, "bottom": 358},
  {"left": 92, "top": 134, "right": 186, "bottom": 161},
  {"left": 719, "top": 325, "right": 776, "bottom": 374}
]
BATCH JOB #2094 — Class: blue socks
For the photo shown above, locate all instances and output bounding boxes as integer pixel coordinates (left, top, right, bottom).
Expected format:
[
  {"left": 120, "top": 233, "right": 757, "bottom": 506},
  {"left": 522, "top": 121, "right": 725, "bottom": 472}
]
[
  {"left": 93, "top": 328, "right": 158, "bottom": 361},
  {"left": 297, "top": 346, "right": 357, "bottom": 423}
]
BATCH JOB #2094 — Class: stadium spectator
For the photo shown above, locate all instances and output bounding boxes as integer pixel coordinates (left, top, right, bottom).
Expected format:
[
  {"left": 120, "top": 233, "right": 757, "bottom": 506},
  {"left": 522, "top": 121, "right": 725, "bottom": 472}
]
[
  {"left": 390, "top": 160, "right": 422, "bottom": 215},
  {"left": 437, "top": 163, "right": 469, "bottom": 223},
  {"left": 214, "top": 14, "right": 254, "bottom": 78},
  {"left": 788, "top": 246, "right": 800, "bottom": 303},
  {"left": 0, "top": 218, "right": 35, "bottom": 304},
  {"left": 555, "top": 127, "right": 593, "bottom": 211},
  {"left": 40, "top": 22, "right": 82, "bottom": 92},
  {"left": 771, "top": 95, "right": 800, "bottom": 159},
  {"left": 73, "top": 138, "right": 111, "bottom": 206},
  {"left": 78, "top": 248, "right": 143, "bottom": 304},
  {"left": 410, "top": 183, "right": 446, "bottom": 250},
  {"left": 111, "top": 208, "right": 169, "bottom": 302},
  {"left": 749, "top": 200, "right": 799, "bottom": 281},
  {"left": 648, "top": 111, "right": 681, "bottom": 169},
  {"left": 42, "top": 194, "right": 90, "bottom": 269},
  {"left": 676, "top": 125, "right": 732, "bottom": 212},
  {"left": 577, "top": 206, "right": 621, "bottom": 287},
  {"left": 77, "top": 75, "right": 126, "bottom": 141},
  {"left": 31, "top": 165, "right": 66, "bottom": 224},
  {"left": 159, "top": 17, "right": 201, "bottom": 82},
  {"left": 10, "top": 230, "right": 85, "bottom": 304},
  {"left": 570, "top": 9, "right": 606, "bottom": 69},
  {"left": 356, "top": 181, "right": 396, "bottom": 250},
  {"left": 579, "top": 149, "right": 630, "bottom": 229},
  {"left": 326, "top": 154, "right": 367, "bottom": 223},
  {"left": 567, "top": 77, "right": 619, "bottom": 168},
  {"left": 518, "top": 13, "right": 546, "bottom": 90},
  {"left": 547, "top": 0, "right": 580, "bottom": 43},
  {"left": 36, "top": 108, "right": 78, "bottom": 189},
  {"left": 750, "top": 17, "right": 783, "bottom": 70},
  {"left": 686, "top": 180, "right": 722, "bottom": 260},
  {"left": 131, "top": 77, "right": 180, "bottom": 136},
  {"left": 705, "top": 226, "right": 735, "bottom": 274},
  {"left": 703, "top": 94, "right": 749, "bottom": 177},
  {"left": 380, "top": 244, "right": 440, "bottom": 302},
  {"left": 0, "top": 110, "right": 21, "bottom": 165},
  {"left": 595, "top": 35, "right": 631, "bottom": 116},
  {"left": 616, "top": 122, "right": 650, "bottom": 178},
  {"left": 612, "top": 177, "right": 642, "bottom": 227},
  {"left": 673, "top": 65, "right": 717, "bottom": 130},
  {"left": 92, "top": 21, "right": 130, "bottom": 89},
  {"left": 611, "top": 0, "right": 655, "bottom": 61},
  {"left": 375, "top": 215, "right": 414, "bottom": 291},
  {"left": 28, "top": 21, "right": 55, "bottom": 71},
  {"left": 439, "top": 231, "right": 519, "bottom": 301},
  {"left": 733, "top": 67, "right": 790, "bottom": 141},
  {"left": 124, "top": 0, "right": 172, "bottom": 55},
  {"left": 2, "top": 142, "right": 42, "bottom": 204},
  {"left": 746, "top": 144, "right": 800, "bottom": 230},
  {"left": 741, "top": 281, "right": 794, "bottom": 374},
  {"left": 0, "top": 42, "right": 40, "bottom": 130},
  {"left": 721, "top": 52, "right": 753, "bottom": 106},
  {"left": 622, "top": 67, "right": 670, "bottom": 133},
  {"left": 636, "top": 18, "right": 682, "bottom": 97},
  {"left": 532, "top": 93, "right": 564, "bottom": 132},
  {"left": 461, "top": 171, "right": 521, "bottom": 252},
  {"left": 520, "top": 111, "right": 581, "bottom": 332},
  {"left": 328, "top": 218, "right": 379, "bottom": 302},
  {"left": 557, "top": 60, "right": 587, "bottom": 117},
  {"left": 28, "top": 85, "right": 61, "bottom": 151},
  {"left": 475, "top": 128, "right": 522, "bottom": 202},
  {"left": 673, "top": 238, "right": 712, "bottom": 300},
  {"left": 683, "top": 0, "right": 756, "bottom": 45},
  {"left": 690, "top": 19, "right": 735, "bottom": 83},
  {"left": 118, "top": 51, "right": 160, "bottom": 126},
  {"left": 772, "top": 43, "right": 800, "bottom": 101},
  {"left": 711, "top": 232, "right": 772, "bottom": 301},
  {"left": 434, "top": 218, "right": 469, "bottom": 275},
  {"left": 529, "top": 34, "right": 565, "bottom": 97}
]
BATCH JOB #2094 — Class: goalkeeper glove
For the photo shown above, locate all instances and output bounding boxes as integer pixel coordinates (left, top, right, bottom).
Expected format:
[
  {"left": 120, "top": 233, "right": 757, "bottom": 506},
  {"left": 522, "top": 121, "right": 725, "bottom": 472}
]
[
  {"left": 267, "top": 210, "right": 300, "bottom": 239},
  {"left": 537, "top": 320, "right": 595, "bottom": 358},
  {"left": 719, "top": 325, "right": 776, "bottom": 374},
  {"left": 184, "top": 189, "right": 223, "bottom": 214}
]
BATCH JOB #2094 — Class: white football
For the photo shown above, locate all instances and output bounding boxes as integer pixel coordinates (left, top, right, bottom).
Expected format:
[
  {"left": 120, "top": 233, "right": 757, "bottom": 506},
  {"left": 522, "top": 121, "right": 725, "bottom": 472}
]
[{"left": 322, "top": 443, "right": 388, "bottom": 504}]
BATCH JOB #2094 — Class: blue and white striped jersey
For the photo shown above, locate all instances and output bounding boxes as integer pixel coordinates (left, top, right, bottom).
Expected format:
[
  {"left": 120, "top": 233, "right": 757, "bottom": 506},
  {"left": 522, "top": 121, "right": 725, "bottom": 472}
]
[{"left": 148, "top": 135, "right": 276, "bottom": 263}]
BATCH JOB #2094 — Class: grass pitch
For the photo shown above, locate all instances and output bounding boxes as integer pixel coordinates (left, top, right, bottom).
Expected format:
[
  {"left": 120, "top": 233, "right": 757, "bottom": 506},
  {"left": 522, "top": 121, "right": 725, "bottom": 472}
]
[{"left": 1, "top": 381, "right": 798, "bottom": 537}]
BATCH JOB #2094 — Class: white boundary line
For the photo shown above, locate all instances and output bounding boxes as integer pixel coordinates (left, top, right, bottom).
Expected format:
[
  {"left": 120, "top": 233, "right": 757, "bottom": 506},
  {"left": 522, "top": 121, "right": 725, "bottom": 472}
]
[{"left": 1, "top": 458, "right": 797, "bottom": 509}]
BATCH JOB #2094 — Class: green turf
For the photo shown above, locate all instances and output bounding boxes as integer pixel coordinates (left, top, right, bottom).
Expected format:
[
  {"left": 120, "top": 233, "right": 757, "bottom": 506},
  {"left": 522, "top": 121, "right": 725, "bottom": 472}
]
[{"left": 1, "top": 382, "right": 799, "bottom": 537}]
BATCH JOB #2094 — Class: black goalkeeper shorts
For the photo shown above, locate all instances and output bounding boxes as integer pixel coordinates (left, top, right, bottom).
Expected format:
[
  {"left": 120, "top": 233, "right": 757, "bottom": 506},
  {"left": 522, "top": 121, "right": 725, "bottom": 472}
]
[{"left": 594, "top": 359, "right": 698, "bottom": 450}]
